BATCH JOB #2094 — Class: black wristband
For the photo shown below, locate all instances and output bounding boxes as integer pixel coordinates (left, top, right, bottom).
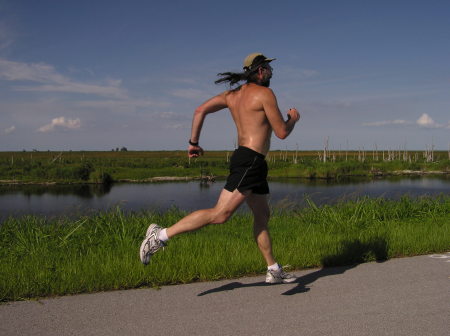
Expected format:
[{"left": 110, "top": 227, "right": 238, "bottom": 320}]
[{"left": 189, "top": 139, "right": 199, "bottom": 146}]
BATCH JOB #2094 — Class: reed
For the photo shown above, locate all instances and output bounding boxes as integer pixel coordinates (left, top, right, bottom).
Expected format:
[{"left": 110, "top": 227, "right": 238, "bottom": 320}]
[{"left": 1, "top": 196, "right": 449, "bottom": 302}]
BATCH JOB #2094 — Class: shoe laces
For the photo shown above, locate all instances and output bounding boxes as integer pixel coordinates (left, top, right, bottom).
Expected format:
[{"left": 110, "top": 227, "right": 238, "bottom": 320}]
[
  {"left": 146, "top": 237, "right": 166, "bottom": 255},
  {"left": 273, "top": 265, "right": 293, "bottom": 278}
]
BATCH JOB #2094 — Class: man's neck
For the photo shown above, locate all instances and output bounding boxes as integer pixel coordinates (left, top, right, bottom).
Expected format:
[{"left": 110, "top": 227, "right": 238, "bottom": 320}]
[{"left": 247, "top": 81, "right": 270, "bottom": 88}]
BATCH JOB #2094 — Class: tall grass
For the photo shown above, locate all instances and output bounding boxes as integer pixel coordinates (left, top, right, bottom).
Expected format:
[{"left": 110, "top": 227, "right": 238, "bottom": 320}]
[{"left": 1, "top": 196, "right": 449, "bottom": 302}]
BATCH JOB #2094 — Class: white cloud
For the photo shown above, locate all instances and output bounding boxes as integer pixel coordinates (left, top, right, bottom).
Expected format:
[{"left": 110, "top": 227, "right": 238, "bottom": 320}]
[
  {"left": 157, "top": 111, "right": 181, "bottom": 119},
  {"left": 0, "top": 58, "right": 64, "bottom": 82},
  {"left": 16, "top": 83, "right": 126, "bottom": 98},
  {"left": 4, "top": 125, "right": 15, "bottom": 134},
  {"left": 170, "top": 88, "right": 209, "bottom": 100},
  {"left": 363, "top": 113, "right": 448, "bottom": 130},
  {"left": 164, "top": 123, "right": 187, "bottom": 129},
  {"left": 362, "top": 119, "right": 411, "bottom": 127},
  {"left": 144, "top": 111, "right": 191, "bottom": 130},
  {"left": 416, "top": 113, "right": 442, "bottom": 128},
  {"left": 77, "top": 98, "right": 169, "bottom": 109},
  {"left": 38, "top": 117, "right": 81, "bottom": 133},
  {"left": 152, "top": 111, "right": 191, "bottom": 122},
  {"left": 0, "top": 58, "right": 127, "bottom": 98}
]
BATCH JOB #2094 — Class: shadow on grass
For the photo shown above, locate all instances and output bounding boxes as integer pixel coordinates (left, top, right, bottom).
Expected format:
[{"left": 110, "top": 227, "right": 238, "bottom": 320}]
[{"left": 197, "top": 237, "right": 388, "bottom": 297}]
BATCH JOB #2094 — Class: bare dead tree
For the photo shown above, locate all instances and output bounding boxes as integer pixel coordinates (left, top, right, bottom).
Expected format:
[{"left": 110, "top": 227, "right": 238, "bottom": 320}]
[{"left": 323, "top": 136, "right": 329, "bottom": 163}]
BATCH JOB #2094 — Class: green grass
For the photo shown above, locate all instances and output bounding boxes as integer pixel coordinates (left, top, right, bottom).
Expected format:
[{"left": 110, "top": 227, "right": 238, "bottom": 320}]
[
  {"left": 0, "top": 150, "right": 449, "bottom": 183},
  {"left": 1, "top": 196, "right": 449, "bottom": 302}
]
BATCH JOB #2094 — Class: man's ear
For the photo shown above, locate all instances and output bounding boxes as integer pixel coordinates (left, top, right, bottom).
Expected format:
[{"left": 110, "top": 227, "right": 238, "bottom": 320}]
[{"left": 257, "top": 66, "right": 264, "bottom": 77}]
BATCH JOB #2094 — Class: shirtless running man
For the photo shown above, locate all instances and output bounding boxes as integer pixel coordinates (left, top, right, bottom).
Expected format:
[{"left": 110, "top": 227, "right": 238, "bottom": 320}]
[{"left": 140, "top": 53, "right": 300, "bottom": 283}]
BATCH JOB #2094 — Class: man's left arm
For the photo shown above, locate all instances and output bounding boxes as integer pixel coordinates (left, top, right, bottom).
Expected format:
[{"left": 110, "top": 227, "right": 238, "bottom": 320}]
[
  {"left": 261, "top": 88, "right": 300, "bottom": 140},
  {"left": 188, "top": 92, "right": 228, "bottom": 157}
]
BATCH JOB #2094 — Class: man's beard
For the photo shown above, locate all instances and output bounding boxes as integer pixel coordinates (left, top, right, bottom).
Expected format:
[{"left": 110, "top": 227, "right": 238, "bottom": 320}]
[{"left": 260, "top": 78, "right": 271, "bottom": 87}]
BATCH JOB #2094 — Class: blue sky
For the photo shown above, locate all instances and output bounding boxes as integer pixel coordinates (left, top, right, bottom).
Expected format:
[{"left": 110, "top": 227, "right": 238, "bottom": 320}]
[{"left": 1, "top": 0, "right": 449, "bottom": 151}]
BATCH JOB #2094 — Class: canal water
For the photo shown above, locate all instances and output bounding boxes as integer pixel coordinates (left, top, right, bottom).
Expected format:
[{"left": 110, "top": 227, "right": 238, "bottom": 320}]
[{"left": 0, "top": 176, "right": 449, "bottom": 221}]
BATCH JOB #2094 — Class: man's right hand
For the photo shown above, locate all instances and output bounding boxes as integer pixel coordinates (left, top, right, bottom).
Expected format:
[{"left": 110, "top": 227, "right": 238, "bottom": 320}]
[
  {"left": 287, "top": 108, "right": 300, "bottom": 122},
  {"left": 188, "top": 145, "right": 204, "bottom": 158}
]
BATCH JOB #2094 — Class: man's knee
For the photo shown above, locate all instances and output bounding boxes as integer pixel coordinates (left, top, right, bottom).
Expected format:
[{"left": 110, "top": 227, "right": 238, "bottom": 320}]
[
  {"left": 254, "top": 207, "right": 270, "bottom": 223},
  {"left": 211, "top": 208, "right": 233, "bottom": 224}
]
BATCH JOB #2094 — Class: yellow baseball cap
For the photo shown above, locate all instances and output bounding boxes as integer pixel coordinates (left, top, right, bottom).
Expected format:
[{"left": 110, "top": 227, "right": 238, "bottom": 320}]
[{"left": 243, "top": 53, "right": 276, "bottom": 70}]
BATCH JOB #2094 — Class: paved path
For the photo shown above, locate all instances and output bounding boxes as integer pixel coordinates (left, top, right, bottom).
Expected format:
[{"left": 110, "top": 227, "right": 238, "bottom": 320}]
[{"left": 1, "top": 253, "right": 449, "bottom": 336}]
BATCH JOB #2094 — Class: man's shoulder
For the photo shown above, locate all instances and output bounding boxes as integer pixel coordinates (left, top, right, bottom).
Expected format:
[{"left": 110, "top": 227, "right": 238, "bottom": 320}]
[
  {"left": 239, "top": 83, "right": 274, "bottom": 95},
  {"left": 250, "top": 85, "right": 275, "bottom": 102},
  {"left": 222, "top": 84, "right": 275, "bottom": 104}
]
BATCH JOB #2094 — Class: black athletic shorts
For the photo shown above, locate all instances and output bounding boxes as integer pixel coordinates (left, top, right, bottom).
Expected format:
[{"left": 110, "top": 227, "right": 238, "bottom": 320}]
[{"left": 224, "top": 146, "right": 269, "bottom": 195}]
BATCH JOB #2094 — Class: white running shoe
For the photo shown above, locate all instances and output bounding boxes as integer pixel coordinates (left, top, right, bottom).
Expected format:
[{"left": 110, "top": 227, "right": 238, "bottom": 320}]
[
  {"left": 265, "top": 267, "right": 297, "bottom": 284},
  {"left": 139, "top": 224, "right": 166, "bottom": 265}
]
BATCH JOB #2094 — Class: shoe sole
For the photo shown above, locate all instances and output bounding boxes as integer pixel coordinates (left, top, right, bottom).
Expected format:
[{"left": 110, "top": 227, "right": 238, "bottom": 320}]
[
  {"left": 281, "top": 278, "right": 296, "bottom": 284},
  {"left": 265, "top": 278, "right": 297, "bottom": 284},
  {"left": 266, "top": 274, "right": 297, "bottom": 284}
]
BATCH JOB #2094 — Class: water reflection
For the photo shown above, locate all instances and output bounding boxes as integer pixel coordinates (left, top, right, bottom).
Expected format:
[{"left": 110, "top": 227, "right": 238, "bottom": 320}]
[
  {"left": 269, "top": 175, "right": 450, "bottom": 209},
  {"left": 0, "top": 175, "right": 449, "bottom": 221},
  {"left": 0, "top": 183, "right": 112, "bottom": 198}
]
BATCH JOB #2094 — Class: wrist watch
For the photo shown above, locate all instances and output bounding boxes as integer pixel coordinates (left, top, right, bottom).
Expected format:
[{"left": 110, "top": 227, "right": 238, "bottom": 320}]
[{"left": 189, "top": 139, "right": 199, "bottom": 146}]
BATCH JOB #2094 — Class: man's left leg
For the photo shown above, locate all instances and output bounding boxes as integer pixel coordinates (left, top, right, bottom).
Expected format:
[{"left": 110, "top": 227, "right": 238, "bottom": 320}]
[
  {"left": 246, "top": 193, "right": 275, "bottom": 266},
  {"left": 246, "top": 193, "right": 297, "bottom": 284}
]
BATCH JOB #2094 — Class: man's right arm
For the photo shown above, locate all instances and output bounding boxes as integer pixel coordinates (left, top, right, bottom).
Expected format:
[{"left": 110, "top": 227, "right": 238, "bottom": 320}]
[
  {"left": 188, "top": 92, "right": 228, "bottom": 157},
  {"left": 261, "top": 88, "right": 300, "bottom": 139}
]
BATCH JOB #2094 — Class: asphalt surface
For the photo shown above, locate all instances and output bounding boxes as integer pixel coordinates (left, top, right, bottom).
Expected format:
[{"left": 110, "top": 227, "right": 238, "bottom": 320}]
[{"left": 1, "top": 253, "right": 449, "bottom": 336}]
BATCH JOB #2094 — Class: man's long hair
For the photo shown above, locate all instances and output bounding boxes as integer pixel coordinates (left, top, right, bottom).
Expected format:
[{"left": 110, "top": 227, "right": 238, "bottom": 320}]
[
  {"left": 215, "top": 55, "right": 269, "bottom": 87},
  {"left": 214, "top": 70, "right": 257, "bottom": 86}
]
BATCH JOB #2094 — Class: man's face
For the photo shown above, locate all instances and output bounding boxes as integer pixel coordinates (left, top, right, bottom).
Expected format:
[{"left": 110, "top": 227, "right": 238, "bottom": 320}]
[{"left": 259, "top": 64, "right": 273, "bottom": 87}]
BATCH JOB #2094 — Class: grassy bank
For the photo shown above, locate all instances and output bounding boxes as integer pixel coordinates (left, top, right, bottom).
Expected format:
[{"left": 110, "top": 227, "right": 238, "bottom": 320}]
[
  {"left": 1, "top": 196, "right": 449, "bottom": 302},
  {"left": 0, "top": 150, "right": 449, "bottom": 184}
]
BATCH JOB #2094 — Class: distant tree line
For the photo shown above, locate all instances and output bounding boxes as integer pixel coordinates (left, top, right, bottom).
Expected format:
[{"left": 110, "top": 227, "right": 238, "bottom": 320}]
[{"left": 112, "top": 147, "right": 128, "bottom": 152}]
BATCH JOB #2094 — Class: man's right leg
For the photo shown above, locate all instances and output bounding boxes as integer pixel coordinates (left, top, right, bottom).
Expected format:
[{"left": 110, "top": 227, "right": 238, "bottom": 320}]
[
  {"left": 140, "top": 188, "right": 249, "bottom": 264},
  {"left": 166, "top": 188, "right": 250, "bottom": 237}
]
